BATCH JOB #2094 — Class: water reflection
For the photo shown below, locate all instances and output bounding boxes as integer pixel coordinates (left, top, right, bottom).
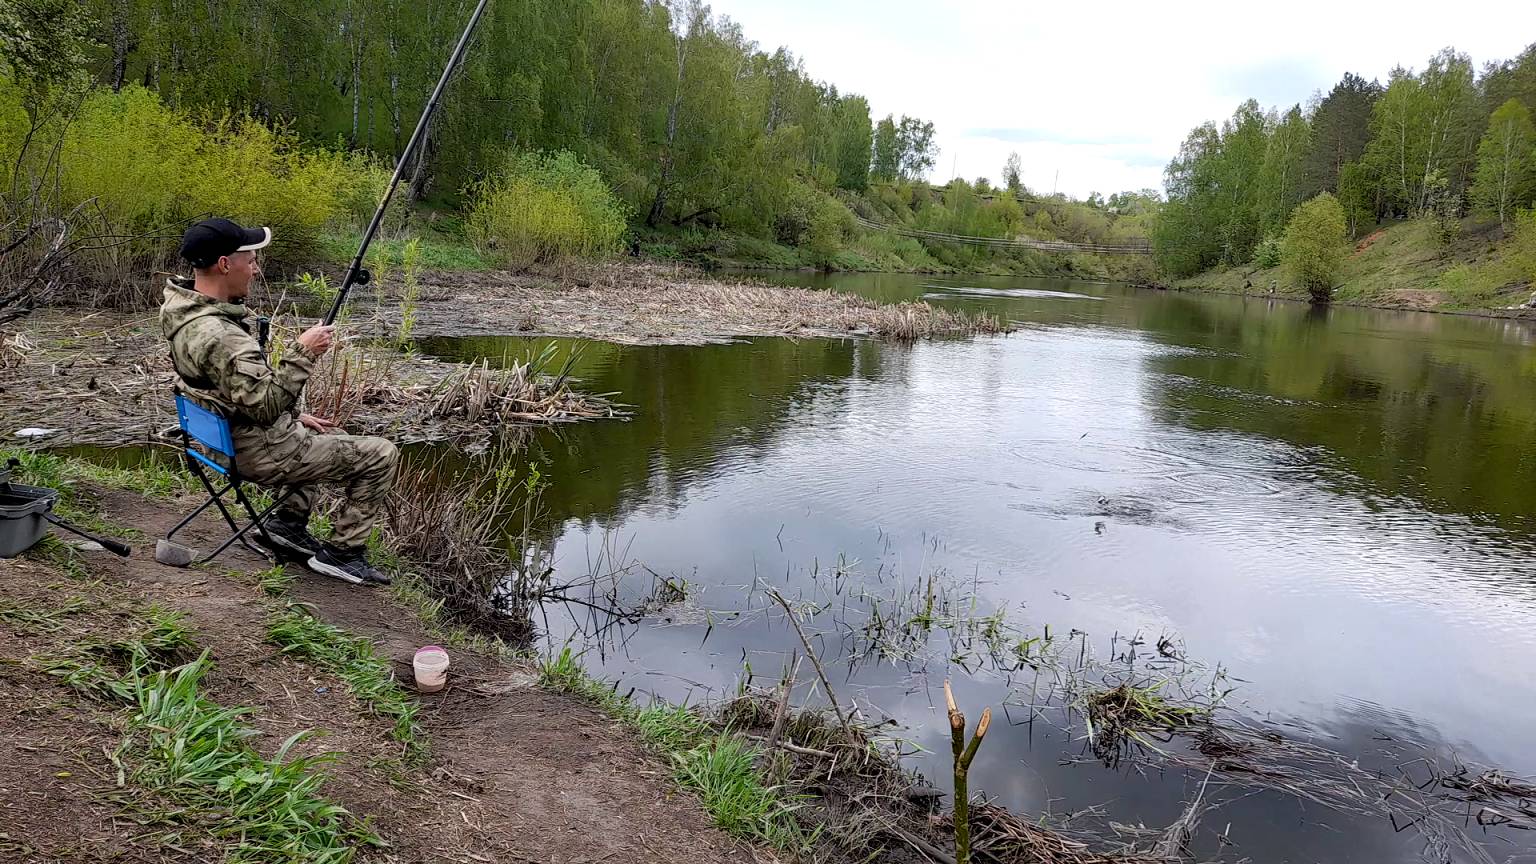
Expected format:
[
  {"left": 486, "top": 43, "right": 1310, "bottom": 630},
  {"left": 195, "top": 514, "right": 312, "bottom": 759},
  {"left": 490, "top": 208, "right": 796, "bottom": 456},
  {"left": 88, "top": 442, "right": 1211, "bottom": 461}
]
[{"left": 410, "top": 274, "right": 1536, "bottom": 863}]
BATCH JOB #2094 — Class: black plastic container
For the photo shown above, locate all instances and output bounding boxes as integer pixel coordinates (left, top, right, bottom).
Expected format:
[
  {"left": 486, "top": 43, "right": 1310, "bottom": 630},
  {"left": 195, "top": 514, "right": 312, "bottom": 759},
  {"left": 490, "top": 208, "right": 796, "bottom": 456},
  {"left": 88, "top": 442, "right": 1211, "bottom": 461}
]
[{"left": 0, "top": 469, "right": 59, "bottom": 558}]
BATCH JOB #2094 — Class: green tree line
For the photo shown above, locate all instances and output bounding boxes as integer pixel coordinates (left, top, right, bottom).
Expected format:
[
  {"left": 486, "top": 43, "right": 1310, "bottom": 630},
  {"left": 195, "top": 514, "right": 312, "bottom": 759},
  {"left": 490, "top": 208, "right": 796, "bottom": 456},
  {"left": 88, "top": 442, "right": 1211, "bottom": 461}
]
[
  {"left": 2, "top": 0, "right": 1160, "bottom": 288},
  {"left": 56, "top": 0, "right": 886, "bottom": 233},
  {"left": 1155, "top": 44, "right": 1536, "bottom": 278}
]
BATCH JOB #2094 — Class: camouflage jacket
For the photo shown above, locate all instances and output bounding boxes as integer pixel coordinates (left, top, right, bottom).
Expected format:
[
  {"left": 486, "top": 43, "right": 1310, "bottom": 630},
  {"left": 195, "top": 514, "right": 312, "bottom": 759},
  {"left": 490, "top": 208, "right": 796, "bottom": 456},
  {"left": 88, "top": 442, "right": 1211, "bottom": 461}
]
[{"left": 160, "top": 277, "right": 319, "bottom": 465}]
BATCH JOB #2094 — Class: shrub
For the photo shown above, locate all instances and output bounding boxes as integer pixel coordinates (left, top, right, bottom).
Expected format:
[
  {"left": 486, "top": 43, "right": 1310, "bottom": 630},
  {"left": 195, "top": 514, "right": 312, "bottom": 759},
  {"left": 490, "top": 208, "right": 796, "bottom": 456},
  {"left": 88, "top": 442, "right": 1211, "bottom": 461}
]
[
  {"left": 724, "top": 235, "right": 799, "bottom": 268},
  {"left": 852, "top": 230, "right": 942, "bottom": 271},
  {"left": 2, "top": 83, "right": 374, "bottom": 304},
  {"left": 802, "top": 196, "right": 856, "bottom": 269},
  {"left": 466, "top": 149, "right": 629, "bottom": 267},
  {"left": 1281, "top": 192, "right": 1348, "bottom": 303},
  {"left": 1252, "top": 235, "right": 1281, "bottom": 268}
]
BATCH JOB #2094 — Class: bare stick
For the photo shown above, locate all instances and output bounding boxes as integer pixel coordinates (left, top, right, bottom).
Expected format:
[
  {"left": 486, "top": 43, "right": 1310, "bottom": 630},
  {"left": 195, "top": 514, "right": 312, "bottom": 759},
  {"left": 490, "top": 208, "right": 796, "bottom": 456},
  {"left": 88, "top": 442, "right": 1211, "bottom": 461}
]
[
  {"left": 763, "top": 584, "right": 858, "bottom": 748},
  {"left": 745, "top": 735, "right": 835, "bottom": 759},
  {"left": 764, "top": 652, "right": 800, "bottom": 752},
  {"left": 946, "top": 679, "right": 992, "bottom": 864},
  {"left": 882, "top": 819, "right": 957, "bottom": 864}
]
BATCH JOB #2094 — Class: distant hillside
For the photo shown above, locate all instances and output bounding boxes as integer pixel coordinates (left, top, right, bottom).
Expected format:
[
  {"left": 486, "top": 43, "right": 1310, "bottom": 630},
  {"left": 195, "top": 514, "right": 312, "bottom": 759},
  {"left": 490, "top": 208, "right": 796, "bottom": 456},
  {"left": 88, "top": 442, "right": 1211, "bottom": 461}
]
[{"left": 1179, "top": 215, "right": 1536, "bottom": 313}]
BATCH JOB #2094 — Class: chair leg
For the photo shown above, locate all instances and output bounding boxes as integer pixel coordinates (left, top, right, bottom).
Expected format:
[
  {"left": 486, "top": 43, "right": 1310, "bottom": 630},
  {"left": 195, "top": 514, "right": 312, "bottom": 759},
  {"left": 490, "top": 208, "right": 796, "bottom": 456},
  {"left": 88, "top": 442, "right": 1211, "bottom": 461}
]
[
  {"left": 180, "top": 457, "right": 245, "bottom": 537},
  {"left": 234, "top": 483, "right": 285, "bottom": 559},
  {"left": 197, "top": 487, "right": 299, "bottom": 565},
  {"left": 165, "top": 476, "right": 236, "bottom": 540}
]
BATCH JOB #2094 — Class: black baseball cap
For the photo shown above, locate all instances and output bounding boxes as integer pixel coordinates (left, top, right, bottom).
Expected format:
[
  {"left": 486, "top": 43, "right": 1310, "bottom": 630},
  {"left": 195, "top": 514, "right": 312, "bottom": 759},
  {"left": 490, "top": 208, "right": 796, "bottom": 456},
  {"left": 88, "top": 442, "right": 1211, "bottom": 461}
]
[{"left": 179, "top": 218, "right": 272, "bottom": 269}]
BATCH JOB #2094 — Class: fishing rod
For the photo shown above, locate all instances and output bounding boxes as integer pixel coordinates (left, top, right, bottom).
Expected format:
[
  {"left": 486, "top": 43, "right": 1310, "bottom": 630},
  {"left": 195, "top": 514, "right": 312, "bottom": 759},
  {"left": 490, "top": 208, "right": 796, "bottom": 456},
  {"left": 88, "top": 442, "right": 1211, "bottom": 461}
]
[{"left": 322, "top": 0, "right": 491, "bottom": 326}]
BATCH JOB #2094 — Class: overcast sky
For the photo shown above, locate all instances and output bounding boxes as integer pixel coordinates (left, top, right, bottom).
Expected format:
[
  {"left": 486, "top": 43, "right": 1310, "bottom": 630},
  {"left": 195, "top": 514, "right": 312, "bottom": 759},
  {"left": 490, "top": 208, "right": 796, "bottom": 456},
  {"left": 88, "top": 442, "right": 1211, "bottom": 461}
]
[{"left": 705, "top": 0, "right": 1535, "bottom": 199}]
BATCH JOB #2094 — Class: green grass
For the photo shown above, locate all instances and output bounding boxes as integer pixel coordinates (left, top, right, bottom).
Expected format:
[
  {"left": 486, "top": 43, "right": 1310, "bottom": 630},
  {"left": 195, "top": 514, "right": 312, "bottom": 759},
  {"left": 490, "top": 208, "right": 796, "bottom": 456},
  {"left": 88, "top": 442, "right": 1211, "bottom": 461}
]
[
  {"left": 38, "top": 602, "right": 374, "bottom": 861},
  {"left": 1435, "top": 215, "right": 1536, "bottom": 309},
  {"left": 2, "top": 447, "right": 197, "bottom": 540},
  {"left": 539, "top": 648, "right": 815, "bottom": 853},
  {"left": 40, "top": 603, "right": 198, "bottom": 700},
  {"left": 367, "top": 534, "right": 525, "bottom": 660},
  {"left": 319, "top": 231, "right": 490, "bottom": 272},
  {"left": 0, "top": 595, "right": 87, "bottom": 632},
  {"left": 1179, "top": 215, "right": 1536, "bottom": 311},
  {"left": 255, "top": 564, "right": 296, "bottom": 598},
  {"left": 266, "top": 607, "right": 424, "bottom": 758},
  {"left": 121, "top": 651, "right": 378, "bottom": 863},
  {"left": 4, "top": 448, "right": 197, "bottom": 501},
  {"left": 631, "top": 702, "right": 712, "bottom": 753},
  {"left": 538, "top": 646, "right": 619, "bottom": 703},
  {"left": 671, "top": 735, "right": 815, "bottom": 849},
  {"left": 27, "top": 535, "right": 94, "bottom": 580},
  {"left": 135, "top": 604, "right": 198, "bottom": 655}
]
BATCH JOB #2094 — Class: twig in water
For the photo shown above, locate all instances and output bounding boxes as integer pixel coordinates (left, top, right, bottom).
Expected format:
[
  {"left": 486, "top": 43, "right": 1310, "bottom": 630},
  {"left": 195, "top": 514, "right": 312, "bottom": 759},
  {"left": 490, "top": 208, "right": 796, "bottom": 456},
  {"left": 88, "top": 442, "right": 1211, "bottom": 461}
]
[
  {"left": 763, "top": 583, "right": 858, "bottom": 749},
  {"left": 880, "top": 817, "right": 957, "bottom": 864},
  {"left": 764, "top": 652, "right": 800, "bottom": 752}
]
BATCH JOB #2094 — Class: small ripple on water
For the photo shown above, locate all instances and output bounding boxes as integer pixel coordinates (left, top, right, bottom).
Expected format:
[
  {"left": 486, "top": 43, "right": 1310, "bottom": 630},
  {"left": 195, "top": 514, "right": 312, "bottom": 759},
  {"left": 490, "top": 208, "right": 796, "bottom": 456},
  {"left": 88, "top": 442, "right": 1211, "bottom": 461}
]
[{"left": 920, "top": 283, "right": 1104, "bottom": 301}]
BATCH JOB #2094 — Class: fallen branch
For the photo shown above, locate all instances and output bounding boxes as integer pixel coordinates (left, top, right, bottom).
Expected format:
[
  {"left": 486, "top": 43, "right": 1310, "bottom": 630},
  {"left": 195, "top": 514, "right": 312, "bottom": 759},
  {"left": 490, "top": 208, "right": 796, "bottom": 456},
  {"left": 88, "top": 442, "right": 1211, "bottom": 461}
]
[
  {"left": 880, "top": 817, "right": 957, "bottom": 864},
  {"left": 763, "top": 652, "right": 800, "bottom": 752},
  {"left": 744, "top": 735, "right": 835, "bottom": 760},
  {"left": 762, "top": 583, "right": 858, "bottom": 749}
]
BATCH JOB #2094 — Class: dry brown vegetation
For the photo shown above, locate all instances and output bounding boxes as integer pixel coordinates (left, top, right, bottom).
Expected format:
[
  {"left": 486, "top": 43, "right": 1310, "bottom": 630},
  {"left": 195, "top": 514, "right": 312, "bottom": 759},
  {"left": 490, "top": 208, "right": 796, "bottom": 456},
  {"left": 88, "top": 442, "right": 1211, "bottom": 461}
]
[
  {"left": 1, "top": 312, "right": 615, "bottom": 448},
  {"left": 374, "top": 259, "right": 1009, "bottom": 344},
  {"left": 714, "top": 689, "right": 1196, "bottom": 864},
  {"left": 381, "top": 446, "right": 549, "bottom": 645}
]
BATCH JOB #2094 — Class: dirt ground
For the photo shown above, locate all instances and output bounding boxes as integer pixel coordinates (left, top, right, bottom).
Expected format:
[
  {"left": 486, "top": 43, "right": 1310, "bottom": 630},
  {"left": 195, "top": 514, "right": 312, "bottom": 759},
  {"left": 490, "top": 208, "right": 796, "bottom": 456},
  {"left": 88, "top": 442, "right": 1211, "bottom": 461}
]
[{"left": 0, "top": 486, "right": 759, "bottom": 864}]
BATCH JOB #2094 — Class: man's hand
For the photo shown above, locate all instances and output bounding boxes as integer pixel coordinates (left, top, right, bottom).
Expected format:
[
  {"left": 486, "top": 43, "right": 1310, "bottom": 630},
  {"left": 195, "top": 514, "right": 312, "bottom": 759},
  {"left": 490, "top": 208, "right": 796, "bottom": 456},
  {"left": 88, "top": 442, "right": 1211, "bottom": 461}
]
[
  {"left": 299, "top": 413, "right": 339, "bottom": 433},
  {"left": 297, "top": 324, "right": 336, "bottom": 358}
]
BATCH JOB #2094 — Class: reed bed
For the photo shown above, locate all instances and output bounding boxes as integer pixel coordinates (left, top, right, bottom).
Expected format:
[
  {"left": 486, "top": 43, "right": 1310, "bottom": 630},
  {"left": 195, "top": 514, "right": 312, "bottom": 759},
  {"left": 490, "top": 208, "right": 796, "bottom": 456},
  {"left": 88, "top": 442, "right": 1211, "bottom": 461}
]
[
  {"left": 1080, "top": 681, "right": 1211, "bottom": 766},
  {"left": 1, "top": 327, "right": 33, "bottom": 367},
  {"left": 306, "top": 340, "right": 616, "bottom": 443},
  {"left": 3, "top": 311, "right": 616, "bottom": 448},
  {"left": 391, "top": 259, "right": 1009, "bottom": 344},
  {"left": 382, "top": 446, "right": 549, "bottom": 645}
]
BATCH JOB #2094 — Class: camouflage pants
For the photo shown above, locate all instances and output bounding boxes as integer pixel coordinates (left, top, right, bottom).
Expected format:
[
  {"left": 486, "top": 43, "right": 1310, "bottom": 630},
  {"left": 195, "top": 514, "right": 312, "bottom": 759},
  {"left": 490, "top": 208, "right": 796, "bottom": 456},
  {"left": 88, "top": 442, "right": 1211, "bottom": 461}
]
[{"left": 239, "top": 432, "right": 399, "bottom": 550}]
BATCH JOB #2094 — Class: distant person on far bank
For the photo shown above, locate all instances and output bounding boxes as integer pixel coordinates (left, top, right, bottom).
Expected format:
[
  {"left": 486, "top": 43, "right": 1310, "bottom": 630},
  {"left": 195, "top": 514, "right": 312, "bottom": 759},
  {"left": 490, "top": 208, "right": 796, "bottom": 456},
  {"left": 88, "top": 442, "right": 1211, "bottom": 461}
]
[{"left": 160, "top": 218, "right": 398, "bottom": 586}]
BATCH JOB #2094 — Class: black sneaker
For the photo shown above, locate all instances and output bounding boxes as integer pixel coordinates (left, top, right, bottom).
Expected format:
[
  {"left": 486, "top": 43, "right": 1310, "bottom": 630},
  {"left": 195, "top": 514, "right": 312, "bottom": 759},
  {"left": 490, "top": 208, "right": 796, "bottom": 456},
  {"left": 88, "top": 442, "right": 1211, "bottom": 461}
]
[
  {"left": 307, "top": 543, "right": 390, "bottom": 586},
  {"left": 257, "top": 513, "right": 320, "bottom": 560}
]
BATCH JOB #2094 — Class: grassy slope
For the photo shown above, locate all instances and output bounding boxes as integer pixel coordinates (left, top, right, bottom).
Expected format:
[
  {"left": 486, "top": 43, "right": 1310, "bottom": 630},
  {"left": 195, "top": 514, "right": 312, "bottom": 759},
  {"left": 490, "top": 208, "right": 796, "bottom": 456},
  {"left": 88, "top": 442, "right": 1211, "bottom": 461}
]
[{"left": 1179, "top": 218, "right": 1536, "bottom": 312}]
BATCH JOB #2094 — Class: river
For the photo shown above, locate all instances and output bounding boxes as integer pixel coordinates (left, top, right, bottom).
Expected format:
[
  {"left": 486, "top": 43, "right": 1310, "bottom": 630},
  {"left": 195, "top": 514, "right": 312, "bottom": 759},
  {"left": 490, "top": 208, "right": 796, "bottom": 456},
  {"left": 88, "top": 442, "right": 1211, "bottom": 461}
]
[{"left": 421, "top": 272, "right": 1536, "bottom": 862}]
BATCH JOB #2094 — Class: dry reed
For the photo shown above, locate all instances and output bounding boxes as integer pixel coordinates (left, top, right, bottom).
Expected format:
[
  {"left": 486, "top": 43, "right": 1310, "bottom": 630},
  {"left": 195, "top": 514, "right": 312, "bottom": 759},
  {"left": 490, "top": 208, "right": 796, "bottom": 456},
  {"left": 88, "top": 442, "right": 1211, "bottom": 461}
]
[
  {"left": 383, "top": 447, "right": 550, "bottom": 644},
  {"left": 392, "top": 259, "right": 1010, "bottom": 344},
  {"left": 2, "top": 311, "right": 615, "bottom": 448}
]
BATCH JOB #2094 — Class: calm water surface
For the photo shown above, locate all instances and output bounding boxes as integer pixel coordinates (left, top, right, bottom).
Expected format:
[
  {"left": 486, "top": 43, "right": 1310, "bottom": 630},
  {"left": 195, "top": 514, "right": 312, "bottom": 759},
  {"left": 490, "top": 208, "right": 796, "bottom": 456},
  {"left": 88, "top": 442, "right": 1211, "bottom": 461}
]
[{"left": 420, "top": 273, "right": 1536, "bottom": 862}]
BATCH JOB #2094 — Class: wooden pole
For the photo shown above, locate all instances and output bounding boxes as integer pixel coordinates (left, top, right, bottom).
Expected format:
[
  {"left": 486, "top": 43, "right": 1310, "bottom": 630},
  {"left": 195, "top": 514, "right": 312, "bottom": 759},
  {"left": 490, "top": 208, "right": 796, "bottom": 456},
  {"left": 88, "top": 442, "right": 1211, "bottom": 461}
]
[{"left": 945, "top": 680, "right": 991, "bottom": 864}]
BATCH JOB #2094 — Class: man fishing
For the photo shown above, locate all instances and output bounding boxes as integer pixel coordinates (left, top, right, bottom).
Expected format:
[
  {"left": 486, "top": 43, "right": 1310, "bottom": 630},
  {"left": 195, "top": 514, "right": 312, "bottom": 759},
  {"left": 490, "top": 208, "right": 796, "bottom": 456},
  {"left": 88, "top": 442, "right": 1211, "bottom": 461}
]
[{"left": 160, "top": 217, "right": 397, "bottom": 586}]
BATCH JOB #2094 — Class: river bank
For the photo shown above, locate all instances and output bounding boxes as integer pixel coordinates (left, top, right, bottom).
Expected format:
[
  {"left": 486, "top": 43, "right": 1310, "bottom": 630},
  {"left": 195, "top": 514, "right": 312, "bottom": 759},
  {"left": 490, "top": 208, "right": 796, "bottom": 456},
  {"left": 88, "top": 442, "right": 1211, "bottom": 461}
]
[
  {"left": 15, "top": 265, "right": 1536, "bottom": 863},
  {"left": 9, "top": 449, "right": 1533, "bottom": 864},
  {"left": 0, "top": 468, "right": 754, "bottom": 863},
  {"left": 0, "top": 450, "right": 1220, "bottom": 864},
  {"left": 1175, "top": 217, "right": 1536, "bottom": 317}
]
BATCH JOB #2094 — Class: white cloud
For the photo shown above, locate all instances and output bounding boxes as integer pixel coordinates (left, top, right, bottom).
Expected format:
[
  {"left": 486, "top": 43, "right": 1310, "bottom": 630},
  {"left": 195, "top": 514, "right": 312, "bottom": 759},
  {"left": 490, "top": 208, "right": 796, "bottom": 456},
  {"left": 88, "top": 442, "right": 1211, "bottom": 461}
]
[{"left": 706, "top": 0, "right": 1536, "bottom": 198}]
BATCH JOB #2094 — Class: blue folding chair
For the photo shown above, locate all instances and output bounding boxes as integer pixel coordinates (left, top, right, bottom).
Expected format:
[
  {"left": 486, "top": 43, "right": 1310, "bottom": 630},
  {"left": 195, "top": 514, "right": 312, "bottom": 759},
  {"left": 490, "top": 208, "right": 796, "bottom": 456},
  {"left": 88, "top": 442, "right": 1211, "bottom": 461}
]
[{"left": 164, "top": 394, "right": 294, "bottom": 564}]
